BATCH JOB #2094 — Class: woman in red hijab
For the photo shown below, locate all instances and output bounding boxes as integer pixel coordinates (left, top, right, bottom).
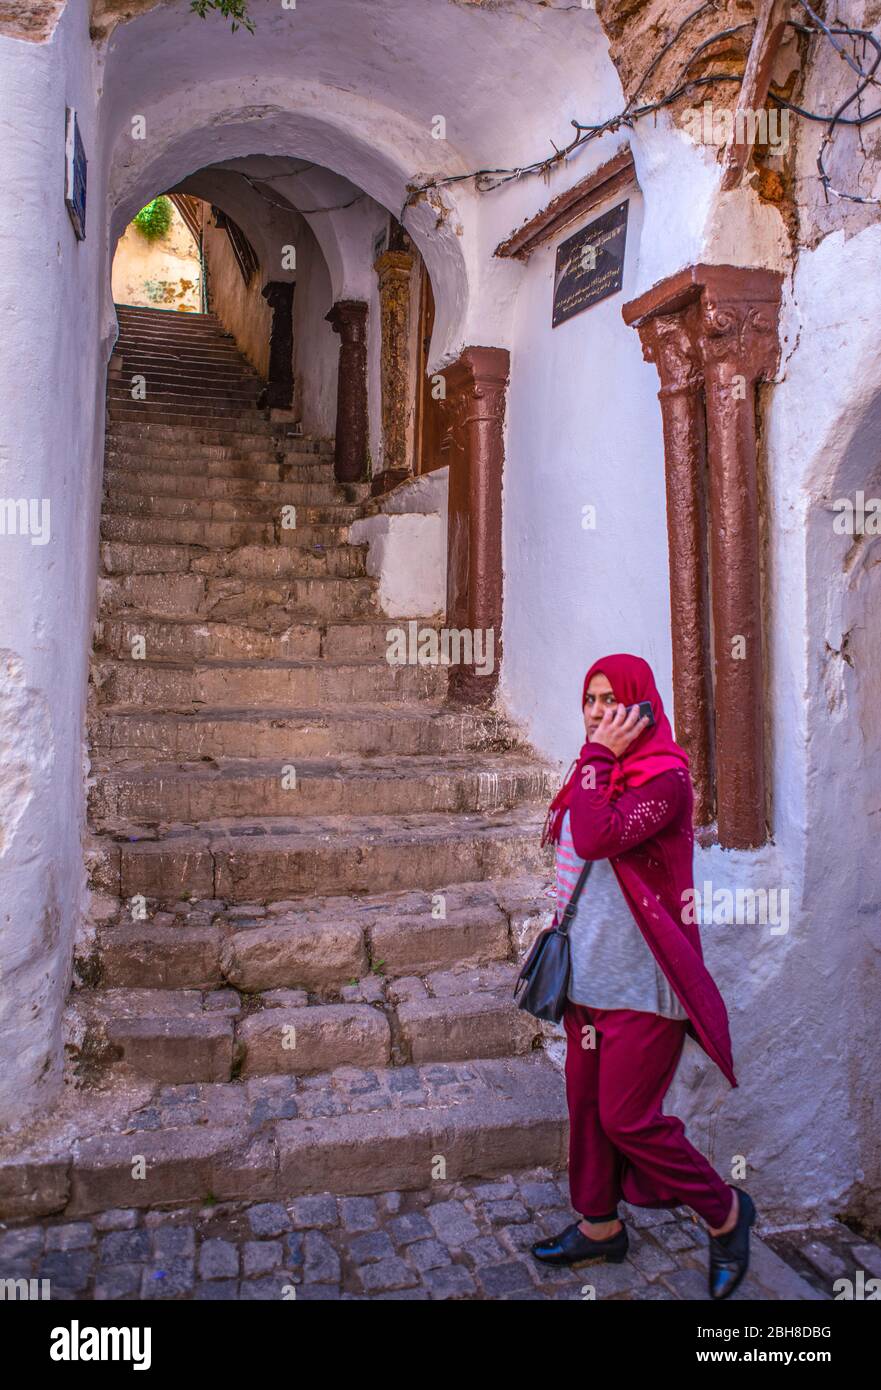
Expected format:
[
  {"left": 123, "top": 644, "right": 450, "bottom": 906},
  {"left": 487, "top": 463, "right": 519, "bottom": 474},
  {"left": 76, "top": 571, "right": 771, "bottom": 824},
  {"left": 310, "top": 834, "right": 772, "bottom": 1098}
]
[{"left": 530, "top": 653, "right": 755, "bottom": 1300}]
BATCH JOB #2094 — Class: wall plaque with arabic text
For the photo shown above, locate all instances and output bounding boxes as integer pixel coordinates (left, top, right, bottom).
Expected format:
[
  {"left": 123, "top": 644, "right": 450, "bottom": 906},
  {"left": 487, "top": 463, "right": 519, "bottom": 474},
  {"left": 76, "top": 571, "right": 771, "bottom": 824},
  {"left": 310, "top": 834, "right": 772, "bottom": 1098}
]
[{"left": 552, "top": 199, "right": 628, "bottom": 327}]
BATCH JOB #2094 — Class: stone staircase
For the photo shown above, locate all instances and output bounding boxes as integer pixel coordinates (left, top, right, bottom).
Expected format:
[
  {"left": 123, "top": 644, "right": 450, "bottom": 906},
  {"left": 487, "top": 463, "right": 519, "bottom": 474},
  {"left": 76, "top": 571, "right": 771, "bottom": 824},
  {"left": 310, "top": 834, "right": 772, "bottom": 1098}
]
[{"left": 0, "top": 303, "right": 567, "bottom": 1222}]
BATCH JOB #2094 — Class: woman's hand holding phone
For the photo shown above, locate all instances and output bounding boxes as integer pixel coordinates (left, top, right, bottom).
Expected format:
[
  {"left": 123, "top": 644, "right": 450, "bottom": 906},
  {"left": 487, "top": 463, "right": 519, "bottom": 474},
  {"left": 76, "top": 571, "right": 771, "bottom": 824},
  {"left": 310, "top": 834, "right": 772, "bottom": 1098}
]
[{"left": 587, "top": 703, "right": 651, "bottom": 757}]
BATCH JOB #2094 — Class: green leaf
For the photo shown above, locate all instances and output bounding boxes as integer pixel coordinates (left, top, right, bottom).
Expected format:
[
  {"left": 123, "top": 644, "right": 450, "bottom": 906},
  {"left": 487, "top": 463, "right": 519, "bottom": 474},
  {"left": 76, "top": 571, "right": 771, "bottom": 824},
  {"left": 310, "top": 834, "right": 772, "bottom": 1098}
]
[
  {"left": 131, "top": 196, "right": 173, "bottom": 242},
  {"left": 190, "top": 0, "right": 256, "bottom": 34}
]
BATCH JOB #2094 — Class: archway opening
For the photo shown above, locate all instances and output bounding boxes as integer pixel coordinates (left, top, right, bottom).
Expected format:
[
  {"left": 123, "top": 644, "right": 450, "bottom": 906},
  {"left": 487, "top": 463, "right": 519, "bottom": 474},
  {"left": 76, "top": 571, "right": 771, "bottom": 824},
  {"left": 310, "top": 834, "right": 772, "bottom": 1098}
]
[{"left": 111, "top": 193, "right": 205, "bottom": 314}]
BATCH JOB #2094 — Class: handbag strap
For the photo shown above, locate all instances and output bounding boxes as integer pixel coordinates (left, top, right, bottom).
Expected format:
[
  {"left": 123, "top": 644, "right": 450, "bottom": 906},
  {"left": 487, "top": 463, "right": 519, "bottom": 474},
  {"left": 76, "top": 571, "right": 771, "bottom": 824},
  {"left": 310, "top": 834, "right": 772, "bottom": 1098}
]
[{"left": 554, "top": 856, "right": 594, "bottom": 937}]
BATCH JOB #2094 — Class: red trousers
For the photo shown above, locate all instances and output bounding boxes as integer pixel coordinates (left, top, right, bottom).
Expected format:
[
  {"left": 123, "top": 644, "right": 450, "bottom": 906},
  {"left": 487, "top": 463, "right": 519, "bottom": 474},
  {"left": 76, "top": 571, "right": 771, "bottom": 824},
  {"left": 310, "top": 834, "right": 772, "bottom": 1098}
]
[{"left": 563, "top": 1000, "right": 733, "bottom": 1228}]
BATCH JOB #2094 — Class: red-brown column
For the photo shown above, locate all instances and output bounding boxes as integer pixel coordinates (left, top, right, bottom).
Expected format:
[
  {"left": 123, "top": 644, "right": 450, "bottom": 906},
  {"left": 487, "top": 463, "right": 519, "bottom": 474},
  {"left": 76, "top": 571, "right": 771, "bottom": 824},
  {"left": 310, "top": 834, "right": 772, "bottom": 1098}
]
[
  {"left": 326, "top": 300, "right": 368, "bottom": 482},
  {"left": 624, "top": 264, "right": 782, "bottom": 850},
  {"left": 697, "top": 270, "right": 781, "bottom": 849},
  {"left": 634, "top": 307, "right": 715, "bottom": 827},
  {"left": 439, "top": 347, "right": 509, "bottom": 705}
]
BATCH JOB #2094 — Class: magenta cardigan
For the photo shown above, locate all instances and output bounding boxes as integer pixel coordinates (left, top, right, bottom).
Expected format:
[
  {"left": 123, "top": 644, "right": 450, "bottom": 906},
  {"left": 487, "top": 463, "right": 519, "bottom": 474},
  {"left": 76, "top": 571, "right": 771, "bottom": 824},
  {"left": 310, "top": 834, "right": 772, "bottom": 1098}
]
[{"left": 566, "top": 739, "right": 738, "bottom": 1089}]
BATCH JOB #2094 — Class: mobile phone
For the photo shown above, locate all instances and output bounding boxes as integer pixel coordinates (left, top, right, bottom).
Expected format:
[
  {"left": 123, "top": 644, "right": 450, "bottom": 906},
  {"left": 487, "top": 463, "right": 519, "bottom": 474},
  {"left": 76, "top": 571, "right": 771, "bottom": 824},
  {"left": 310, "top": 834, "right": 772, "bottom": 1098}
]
[{"left": 626, "top": 700, "right": 655, "bottom": 728}]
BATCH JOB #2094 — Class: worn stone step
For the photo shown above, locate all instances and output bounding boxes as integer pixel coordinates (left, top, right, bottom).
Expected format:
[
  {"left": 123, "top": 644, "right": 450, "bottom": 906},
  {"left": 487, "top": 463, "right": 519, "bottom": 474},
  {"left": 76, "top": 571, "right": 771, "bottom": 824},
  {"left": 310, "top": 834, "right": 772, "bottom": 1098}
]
[
  {"left": 111, "top": 358, "right": 257, "bottom": 380},
  {"left": 68, "top": 989, "right": 239, "bottom": 1083},
  {"left": 108, "top": 400, "right": 265, "bottom": 422},
  {"left": 115, "top": 328, "right": 246, "bottom": 349},
  {"left": 117, "top": 345, "right": 258, "bottom": 366},
  {"left": 91, "top": 655, "right": 447, "bottom": 711},
  {"left": 105, "top": 450, "right": 334, "bottom": 481},
  {"left": 389, "top": 963, "right": 541, "bottom": 1066},
  {"left": 112, "top": 379, "right": 260, "bottom": 401},
  {"left": 98, "top": 571, "right": 377, "bottom": 621},
  {"left": 88, "top": 701, "right": 523, "bottom": 762},
  {"left": 103, "top": 492, "right": 362, "bottom": 525},
  {"left": 107, "top": 407, "right": 278, "bottom": 433},
  {"left": 88, "top": 807, "right": 552, "bottom": 902},
  {"left": 115, "top": 336, "right": 248, "bottom": 354},
  {"left": 114, "top": 356, "right": 258, "bottom": 378},
  {"left": 103, "top": 466, "right": 366, "bottom": 506},
  {"left": 116, "top": 317, "right": 237, "bottom": 337},
  {"left": 117, "top": 332, "right": 257, "bottom": 352},
  {"left": 0, "top": 1053, "right": 568, "bottom": 1219},
  {"left": 109, "top": 372, "right": 258, "bottom": 391},
  {"left": 116, "top": 305, "right": 228, "bottom": 325},
  {"left": 106, "top": 425, "right": 330, "bottom": 455},
  {"left": 112, "top": 335, "right": 252, "bottom": 351},
  {"left": 114, "top": 369, "right": 252, "bottom": 384},
  {"left": 95, "top": 616, "right": 438, "bottom": 664},
  {"left": 115, "top": 330, "right": 244, "bottom": 352},
  {"left": 106, "top": 421, "right": 331, "bottom": 447},
  {"left": 104, "top": 420, "right": 291, "bottom": 446},
  {"left": 114, "top": 347, "right": 246, "bottom": 366},
  {"left": 88, "top": 752, "right": 558, "bottom": 828},
  {"left": 108, "top": 398, "right": 262, "bottom": 416},
  {"left": 100, "top": 514, "right": 351, "bottom": 548},
  {"left": 68, "top": 964, "right": 539, "bottom": 1086},
  {"left": 90, "top": 875, "right": 548, "bottom": 991},
  {"left": 99, "top": 540, "right": 368, "bottom": 580},
  {"left": 108, "top": 388, "right": 260, "bottom": 409},
  {"left": 115, "top": 321, "right": 235, "bottom": 334},
  {"left": 113, "top": 357, "right": 259, "bottom": 377}
]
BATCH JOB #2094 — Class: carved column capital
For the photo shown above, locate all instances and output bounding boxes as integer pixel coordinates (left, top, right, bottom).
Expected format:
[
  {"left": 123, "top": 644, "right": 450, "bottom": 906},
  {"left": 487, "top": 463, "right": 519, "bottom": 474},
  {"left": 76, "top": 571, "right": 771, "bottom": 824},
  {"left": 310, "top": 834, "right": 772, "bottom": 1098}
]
[
  {"left": 262, "top": 279, "right": 294, "bottom": 313},
  {"left": 625, "top": 264, "right": 783, "bottom": 379},
  {"left": 699, "top": 301, "right": 780, "bottom": 383},
  {"left": 374, "top": 248, "right": 414, "bottom": 283},
  {"left": 636, "top": 306, "right": 704, "bottom": 399},
  {"left": 325, "top": 299, "right": 368, "bottom": 345},
  {"left": 440, "top": 348, "right": 510, "bottom": 440},
  {"left": 696, "top": 268, "right": 783, "bottom": 384}
]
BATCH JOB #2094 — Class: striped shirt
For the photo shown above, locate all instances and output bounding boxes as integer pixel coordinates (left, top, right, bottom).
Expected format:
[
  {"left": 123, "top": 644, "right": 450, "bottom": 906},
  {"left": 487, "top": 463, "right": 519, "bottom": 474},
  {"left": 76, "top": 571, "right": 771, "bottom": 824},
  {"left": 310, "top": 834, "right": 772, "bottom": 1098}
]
[{"left": 556, "top": 807, "right": 688, "bottom": 1019}]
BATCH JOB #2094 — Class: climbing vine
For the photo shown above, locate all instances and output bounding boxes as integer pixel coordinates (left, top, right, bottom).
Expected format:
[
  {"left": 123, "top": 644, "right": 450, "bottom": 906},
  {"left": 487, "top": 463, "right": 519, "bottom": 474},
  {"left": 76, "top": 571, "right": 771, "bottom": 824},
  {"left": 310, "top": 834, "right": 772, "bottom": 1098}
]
[{"left": 132, "top": 196, "right": 174, "bottom": 241}]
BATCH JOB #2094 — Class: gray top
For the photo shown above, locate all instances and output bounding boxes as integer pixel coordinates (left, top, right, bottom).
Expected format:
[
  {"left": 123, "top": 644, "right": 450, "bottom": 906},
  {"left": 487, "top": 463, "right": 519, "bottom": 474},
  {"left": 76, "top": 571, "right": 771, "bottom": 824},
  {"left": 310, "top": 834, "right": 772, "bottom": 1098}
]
[{"left": 556, "top": 808, "right": 688, "bottom": 1020}]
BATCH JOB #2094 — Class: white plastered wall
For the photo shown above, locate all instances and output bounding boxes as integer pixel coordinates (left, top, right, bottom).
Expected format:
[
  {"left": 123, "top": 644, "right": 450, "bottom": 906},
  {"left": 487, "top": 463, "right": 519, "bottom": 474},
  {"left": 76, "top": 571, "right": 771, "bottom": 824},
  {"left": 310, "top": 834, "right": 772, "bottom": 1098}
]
[
  {"left": 0, "top": 0, "right": 106, "bottom": 1131},
  {"left": 349, "top": 469, "right": 448, "bottom": 620},
  {"left": 758, "top": 222, "right": 881, "bottom": 1222}
]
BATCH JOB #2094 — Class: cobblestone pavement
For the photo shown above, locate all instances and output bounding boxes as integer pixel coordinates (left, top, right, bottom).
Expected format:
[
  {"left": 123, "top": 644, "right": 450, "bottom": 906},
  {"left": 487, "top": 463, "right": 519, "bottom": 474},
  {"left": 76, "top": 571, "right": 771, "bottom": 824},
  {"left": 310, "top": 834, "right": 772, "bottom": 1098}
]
[{"left": 1, "top": 1165, "right": 858, "bottom": 1301}]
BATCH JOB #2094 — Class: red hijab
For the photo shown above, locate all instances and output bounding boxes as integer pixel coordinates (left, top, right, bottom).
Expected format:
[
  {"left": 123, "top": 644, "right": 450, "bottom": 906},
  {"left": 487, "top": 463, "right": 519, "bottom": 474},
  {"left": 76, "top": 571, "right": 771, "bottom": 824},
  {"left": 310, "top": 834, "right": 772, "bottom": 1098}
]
[{"left": 541, "top": 652, "right": 690, "bottom": 847}]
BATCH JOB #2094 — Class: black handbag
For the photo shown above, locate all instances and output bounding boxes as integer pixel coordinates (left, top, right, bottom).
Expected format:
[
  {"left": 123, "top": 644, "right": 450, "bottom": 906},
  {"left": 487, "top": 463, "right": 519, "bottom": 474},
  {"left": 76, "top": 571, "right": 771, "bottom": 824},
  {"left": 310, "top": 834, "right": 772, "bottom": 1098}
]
[{"left": 513, "top": 858, "right": 594, "bottom": 1022}]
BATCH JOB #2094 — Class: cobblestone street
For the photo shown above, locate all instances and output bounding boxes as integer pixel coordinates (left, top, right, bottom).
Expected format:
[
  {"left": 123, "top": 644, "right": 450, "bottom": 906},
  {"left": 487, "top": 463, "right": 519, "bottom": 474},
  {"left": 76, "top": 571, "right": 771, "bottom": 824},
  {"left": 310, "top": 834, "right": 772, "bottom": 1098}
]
[{"left": 2, "top": 1164, "right": 860, "bottom": 1302}]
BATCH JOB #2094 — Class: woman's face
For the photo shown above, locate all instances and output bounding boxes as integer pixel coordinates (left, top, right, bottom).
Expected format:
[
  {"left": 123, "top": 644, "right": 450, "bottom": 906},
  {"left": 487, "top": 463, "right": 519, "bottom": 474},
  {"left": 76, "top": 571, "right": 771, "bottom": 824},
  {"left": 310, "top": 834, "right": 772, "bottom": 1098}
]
[{"left": 584, "top": 671, "right": 618, "bottom": 739}]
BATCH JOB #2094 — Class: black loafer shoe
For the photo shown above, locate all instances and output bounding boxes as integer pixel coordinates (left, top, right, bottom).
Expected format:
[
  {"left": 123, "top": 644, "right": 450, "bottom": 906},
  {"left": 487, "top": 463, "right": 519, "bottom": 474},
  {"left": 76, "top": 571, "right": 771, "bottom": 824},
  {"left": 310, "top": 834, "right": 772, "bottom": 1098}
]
[
  {"left": 531, "top": 1220, "right": 629, "bottom": 1267},
  {"left": 708, "top": 1187, "right": 757, "bottom": 1300}
]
